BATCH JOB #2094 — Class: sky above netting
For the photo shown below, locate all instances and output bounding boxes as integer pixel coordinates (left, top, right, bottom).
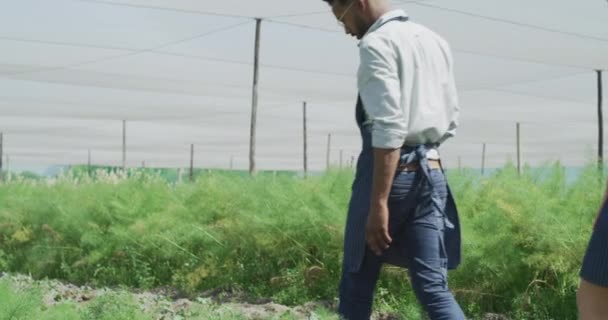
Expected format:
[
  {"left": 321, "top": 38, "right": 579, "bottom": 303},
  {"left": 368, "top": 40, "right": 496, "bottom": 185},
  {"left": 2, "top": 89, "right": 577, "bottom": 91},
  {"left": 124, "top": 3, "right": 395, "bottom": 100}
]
[{"left": 1, "top": 0, "right": 607, "bottom": 172}]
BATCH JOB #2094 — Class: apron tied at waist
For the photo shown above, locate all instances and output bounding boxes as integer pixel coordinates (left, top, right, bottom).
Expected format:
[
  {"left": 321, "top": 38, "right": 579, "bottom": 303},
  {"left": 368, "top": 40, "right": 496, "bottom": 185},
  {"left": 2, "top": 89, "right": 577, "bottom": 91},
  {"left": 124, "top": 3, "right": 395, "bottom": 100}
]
[{"left": 401, "top": 143, "right": 455, "bottom": 230}]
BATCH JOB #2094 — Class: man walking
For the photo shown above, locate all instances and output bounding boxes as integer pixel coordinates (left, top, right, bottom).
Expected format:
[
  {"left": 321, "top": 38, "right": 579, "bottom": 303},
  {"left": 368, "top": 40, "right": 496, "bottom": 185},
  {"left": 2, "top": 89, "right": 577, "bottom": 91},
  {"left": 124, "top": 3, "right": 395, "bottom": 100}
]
[{"left": 321, "top": 1, "right": 465, "bottom": 319}]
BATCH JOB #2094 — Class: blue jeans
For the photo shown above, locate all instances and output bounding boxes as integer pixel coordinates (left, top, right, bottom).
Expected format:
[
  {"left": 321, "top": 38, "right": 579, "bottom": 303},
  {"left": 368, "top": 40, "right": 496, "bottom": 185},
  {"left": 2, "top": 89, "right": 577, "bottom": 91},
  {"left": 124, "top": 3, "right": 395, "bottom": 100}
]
[{"left": 338, "top": 169, "right": 465, "bottom": 320}]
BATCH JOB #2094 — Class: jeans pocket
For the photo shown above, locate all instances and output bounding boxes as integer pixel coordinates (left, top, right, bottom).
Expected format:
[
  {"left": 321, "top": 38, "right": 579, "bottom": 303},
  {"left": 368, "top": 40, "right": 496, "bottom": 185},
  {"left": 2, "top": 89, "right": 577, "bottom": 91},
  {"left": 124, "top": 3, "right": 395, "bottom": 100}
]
[{"left": 389, "top": 171, "right": 416, "bottom": 201}]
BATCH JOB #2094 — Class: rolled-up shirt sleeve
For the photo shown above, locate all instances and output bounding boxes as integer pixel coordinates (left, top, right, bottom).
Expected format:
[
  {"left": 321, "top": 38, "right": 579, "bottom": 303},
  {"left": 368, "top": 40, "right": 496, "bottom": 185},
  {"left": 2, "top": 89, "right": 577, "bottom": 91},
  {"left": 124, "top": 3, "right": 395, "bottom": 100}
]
[{"left": 358, "top": 38, "right": 407, "bottom": 149}]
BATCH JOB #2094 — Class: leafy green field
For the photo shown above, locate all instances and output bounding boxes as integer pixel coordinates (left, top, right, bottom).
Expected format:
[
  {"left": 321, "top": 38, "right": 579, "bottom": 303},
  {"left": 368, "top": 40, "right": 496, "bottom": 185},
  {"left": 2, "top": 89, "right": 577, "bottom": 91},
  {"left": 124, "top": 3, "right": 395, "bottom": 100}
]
[{"left": 0, "top": 162, "right": 602, "bottom": 319}]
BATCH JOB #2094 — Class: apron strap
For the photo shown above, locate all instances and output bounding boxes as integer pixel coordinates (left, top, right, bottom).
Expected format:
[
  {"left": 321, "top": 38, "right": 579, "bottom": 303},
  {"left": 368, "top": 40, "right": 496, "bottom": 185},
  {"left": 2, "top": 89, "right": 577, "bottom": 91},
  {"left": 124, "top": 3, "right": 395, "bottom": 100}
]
[{"left": 403, "top": 144, "right": 455, "bottom": 229}]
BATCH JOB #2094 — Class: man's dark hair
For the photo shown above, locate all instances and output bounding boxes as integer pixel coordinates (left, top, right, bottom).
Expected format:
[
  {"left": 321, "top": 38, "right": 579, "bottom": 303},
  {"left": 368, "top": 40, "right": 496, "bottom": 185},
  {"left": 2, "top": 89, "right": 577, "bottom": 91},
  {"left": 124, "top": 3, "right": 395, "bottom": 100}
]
[{"left": 322, "top": 0, "right": 350, "bottom": 5}]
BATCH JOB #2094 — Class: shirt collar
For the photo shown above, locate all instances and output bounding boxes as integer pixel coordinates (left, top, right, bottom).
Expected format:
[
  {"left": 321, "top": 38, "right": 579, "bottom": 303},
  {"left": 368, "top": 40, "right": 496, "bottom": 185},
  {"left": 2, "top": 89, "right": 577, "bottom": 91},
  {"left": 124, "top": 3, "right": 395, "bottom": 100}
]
[{"left": 360, "top": 9, "right": 408, "bottom": 42}]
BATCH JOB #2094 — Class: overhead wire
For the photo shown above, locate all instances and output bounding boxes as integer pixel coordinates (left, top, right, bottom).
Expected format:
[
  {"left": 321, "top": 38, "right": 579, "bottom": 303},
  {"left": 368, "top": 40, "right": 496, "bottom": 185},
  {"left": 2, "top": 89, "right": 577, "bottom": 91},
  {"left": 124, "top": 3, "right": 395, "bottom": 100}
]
[{"left": 1, "top": 20, "right": 252, "bottom": 77}]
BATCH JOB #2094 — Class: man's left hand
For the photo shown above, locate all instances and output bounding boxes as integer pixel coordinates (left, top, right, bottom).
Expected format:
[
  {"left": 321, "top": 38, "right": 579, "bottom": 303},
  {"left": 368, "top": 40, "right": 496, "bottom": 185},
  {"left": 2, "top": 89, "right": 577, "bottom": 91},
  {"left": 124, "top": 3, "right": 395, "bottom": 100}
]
[{"left": 366, "top": 203, "right": 392, "bottom": 256}]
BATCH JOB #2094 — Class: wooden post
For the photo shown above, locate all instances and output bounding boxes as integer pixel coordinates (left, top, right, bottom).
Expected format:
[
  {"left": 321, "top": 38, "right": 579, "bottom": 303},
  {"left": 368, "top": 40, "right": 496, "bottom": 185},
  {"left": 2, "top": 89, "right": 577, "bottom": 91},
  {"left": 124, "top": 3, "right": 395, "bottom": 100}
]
[
  {"left": 340, "top": 149, "right": 344, "bottom": 169},
  {"left": 598, "top": 70, "right": 604, "bottom": 172},
  {"left": 190, "top": 144, "right": 194, "bottom": 182},
  {"left": 481, "top": 143, "right": 486, "bottom": 176},
  {"left": 326, "top": 133, "right": 331, "bottom": 171},
  {"left": 516, "top": 122, "right": 522, "bottom": 176},
  {"left": 303, "top": 101, "right": 308, "bottom": 179},
  {"left": 122, "top": 120, "right": 126, "bottom": 170},
  {"left": 249, "top": 18, "right": 262, "bottom": 176},
  {"left": 458, "top": 156, "right": 462, "bottom": 171},
  {"left": 142, "top": 160, "right": 146, "bottom": 168},
  {"left": 230, "top": 156, "right": 234, "bottom": 170}
]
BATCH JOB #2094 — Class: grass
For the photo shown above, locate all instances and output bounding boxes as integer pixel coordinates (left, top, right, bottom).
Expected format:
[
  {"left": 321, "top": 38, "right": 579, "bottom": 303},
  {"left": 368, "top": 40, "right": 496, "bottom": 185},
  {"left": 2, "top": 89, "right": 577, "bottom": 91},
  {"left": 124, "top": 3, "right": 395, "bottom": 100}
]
[{"left": 0, "top": 161, "right": 602, "bottom": 319}]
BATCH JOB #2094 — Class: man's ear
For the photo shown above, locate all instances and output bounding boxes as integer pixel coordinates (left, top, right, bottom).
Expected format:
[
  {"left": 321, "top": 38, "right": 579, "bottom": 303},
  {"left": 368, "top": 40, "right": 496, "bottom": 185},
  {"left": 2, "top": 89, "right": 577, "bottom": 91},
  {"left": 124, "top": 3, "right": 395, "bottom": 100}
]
[{"left": 356, "top": 0, "right": 367, "bottom": 11}]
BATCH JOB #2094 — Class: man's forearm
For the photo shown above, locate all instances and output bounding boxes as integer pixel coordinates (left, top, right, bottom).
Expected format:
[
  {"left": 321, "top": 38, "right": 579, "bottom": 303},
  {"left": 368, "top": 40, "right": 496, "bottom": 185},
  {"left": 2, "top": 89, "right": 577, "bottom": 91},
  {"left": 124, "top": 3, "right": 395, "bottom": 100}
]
[{"left": 371, "top": 148, "right": 401, "bottom": 207}]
